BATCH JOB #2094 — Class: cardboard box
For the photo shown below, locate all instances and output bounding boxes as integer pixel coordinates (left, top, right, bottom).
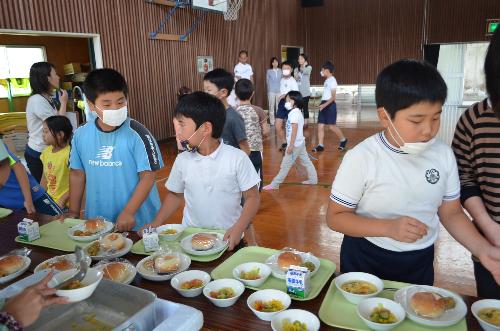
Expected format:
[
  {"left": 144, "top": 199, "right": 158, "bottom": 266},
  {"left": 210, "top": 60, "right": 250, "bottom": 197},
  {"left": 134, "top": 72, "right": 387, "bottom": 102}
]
[
  {"left": 18, "top": 218, "right": 40, "bottom": 242},
  {"left": 62, "top": 81, "right": 74, "bottom": 90},
  {"left": 64, "top": 63, "right": 82, "bottom": 75}
]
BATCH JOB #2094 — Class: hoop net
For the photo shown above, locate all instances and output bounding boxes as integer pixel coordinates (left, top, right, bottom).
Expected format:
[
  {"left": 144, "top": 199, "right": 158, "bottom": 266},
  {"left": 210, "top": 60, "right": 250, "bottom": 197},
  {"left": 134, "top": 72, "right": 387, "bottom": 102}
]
[{"left": 223, "top": 0, "right": 243, "bottom": 21}]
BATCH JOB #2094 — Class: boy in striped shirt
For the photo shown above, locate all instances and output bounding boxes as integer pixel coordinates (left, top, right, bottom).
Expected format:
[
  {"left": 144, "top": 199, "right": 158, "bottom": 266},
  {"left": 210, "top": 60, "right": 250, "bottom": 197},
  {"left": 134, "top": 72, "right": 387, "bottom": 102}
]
[{"left": 452, "top": 27, "right": 500, "bottom": 298}]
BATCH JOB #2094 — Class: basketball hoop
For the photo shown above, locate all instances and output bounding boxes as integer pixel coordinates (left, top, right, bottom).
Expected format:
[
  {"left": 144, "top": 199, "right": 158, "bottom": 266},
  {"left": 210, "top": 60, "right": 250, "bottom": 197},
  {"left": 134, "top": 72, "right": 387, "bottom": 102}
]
[{"left": 223, "top": 0, "right": 243, "bottom": 21}]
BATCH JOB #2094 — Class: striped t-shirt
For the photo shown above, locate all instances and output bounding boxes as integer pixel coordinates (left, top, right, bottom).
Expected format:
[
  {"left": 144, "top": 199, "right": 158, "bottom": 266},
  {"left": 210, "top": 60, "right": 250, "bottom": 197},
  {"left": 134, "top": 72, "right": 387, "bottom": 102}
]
[{"left": 452, "top": 98, "right": 500, "bottom": 222}]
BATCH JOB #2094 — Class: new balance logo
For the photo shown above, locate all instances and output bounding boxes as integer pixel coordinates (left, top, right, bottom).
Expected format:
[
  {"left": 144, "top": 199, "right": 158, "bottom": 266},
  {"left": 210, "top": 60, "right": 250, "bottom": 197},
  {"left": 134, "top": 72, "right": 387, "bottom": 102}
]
[
  {"left": 97, "top": 146, "right": 114, "bottom": 160},
  {"left": 88, "top": 145, "right": 123, "bottom": 167}
]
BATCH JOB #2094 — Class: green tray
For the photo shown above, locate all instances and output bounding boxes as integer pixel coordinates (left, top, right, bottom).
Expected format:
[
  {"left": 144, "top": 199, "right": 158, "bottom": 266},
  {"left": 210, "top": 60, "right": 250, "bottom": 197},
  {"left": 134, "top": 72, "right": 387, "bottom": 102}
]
[
  {"left": 131, "top": 227, "right": 227, "bottom": 262},
  {"left": 0, "top": 208, "right": 13, "bottom": 219},
  {"left": 210, "top": 246, "right": 336, "bottom": 301},
  {"left": 15, "top": 218, "right": 85, "bottom": 252},
  {"left": 318, "top": 278, "right": 467, "bottom": 331}
]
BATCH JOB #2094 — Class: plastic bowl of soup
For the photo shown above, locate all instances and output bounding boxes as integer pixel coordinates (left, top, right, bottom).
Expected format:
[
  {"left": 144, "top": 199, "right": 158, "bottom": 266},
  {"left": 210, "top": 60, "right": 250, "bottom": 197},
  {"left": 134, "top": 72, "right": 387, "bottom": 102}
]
[
  {"left": 357, "top": 298, "right": 405, "bottom": 331},
  {"left": 48, "top": 268, "right": 103, "bottom": 303},
  {"left": 472, "top": 299, "right": 500, "bottom": 331},
  {"left": 334, "top": 272, "right": 384, "bottom": 304}
]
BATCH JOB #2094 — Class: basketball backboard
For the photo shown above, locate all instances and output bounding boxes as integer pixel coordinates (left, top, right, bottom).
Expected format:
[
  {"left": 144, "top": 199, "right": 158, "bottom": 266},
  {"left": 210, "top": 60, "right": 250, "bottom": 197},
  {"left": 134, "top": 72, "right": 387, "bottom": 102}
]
[{"left": 191, "top": 0, "right": 227, "bottom": 13}]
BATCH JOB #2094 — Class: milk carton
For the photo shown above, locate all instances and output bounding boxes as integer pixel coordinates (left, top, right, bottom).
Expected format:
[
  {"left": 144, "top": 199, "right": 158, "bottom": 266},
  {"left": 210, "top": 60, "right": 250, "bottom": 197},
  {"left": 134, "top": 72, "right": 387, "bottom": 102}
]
[
  {"left": 286, "top": 265, "right": 311, "bottom": 299},
  {"left": 142, "top": 227, "right": 160, "bottom": 252},
  {"left": 17, "top": 218, "right": 40, "bottom": 241}
]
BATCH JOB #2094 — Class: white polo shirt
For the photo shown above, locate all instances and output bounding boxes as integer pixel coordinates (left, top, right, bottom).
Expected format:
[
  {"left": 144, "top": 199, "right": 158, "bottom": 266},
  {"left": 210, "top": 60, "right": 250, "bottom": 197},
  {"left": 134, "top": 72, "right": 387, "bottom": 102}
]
[
  {"left": 286, "top": 108, "right": 305, "bottom": 147},
  {"left": 234, "top": 62, "right": 253, "bottom": 80},
  {"left": 330, "top": 132, "right": 460, "bottom": 252},
  {"left": 322, "top": 76, "right": 338, "bottom": 101},
  {"left": 166, "top": 141, "right": 260, "bottom": 230},
  {"left": 280, "top": 77, "right": 299, "bottom": 96}
]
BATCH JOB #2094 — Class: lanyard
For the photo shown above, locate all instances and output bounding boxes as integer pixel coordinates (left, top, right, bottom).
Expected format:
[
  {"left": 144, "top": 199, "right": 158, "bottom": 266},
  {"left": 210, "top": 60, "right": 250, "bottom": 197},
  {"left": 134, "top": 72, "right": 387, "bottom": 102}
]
[{"left": 41, "top": 94, "right": 57, "bottom": 111}]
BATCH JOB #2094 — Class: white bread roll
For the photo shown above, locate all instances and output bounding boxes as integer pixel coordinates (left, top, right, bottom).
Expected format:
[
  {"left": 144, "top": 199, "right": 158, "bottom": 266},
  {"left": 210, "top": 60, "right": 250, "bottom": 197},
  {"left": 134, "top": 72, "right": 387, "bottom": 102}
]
[
  {"left": 84, "top": 219, "right": 105, "bottom": 234},
  {"left": 0, "top": 255, "right": 24, "bottom": 277},
  {"left": 277, "top": 252, "right": 302, "bottom": 270},
  {"left": 103, "top": 262, "right": 128, "bottom": 282},
  {"left": 101, "top": 233, "right": 125, "bottom": 251},
  {"left": 191, "top": 233, "right": 216, "bottom": 251},
  {"left": 410, "top": 292, "right": 446, "bottom": 318}
]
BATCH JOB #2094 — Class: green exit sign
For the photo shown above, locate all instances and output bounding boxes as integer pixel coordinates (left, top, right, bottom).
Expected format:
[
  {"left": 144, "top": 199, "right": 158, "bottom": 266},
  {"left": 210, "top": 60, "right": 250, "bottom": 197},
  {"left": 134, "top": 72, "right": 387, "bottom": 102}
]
[{"left": 487, "top": 19, "right": 499, "bottom": 35}]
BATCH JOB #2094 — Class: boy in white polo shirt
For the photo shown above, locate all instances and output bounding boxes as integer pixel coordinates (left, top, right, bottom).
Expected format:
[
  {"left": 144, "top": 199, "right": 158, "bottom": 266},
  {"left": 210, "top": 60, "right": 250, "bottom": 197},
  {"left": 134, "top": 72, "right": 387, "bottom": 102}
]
[
  {"left": 327, "top": 59, "right": 500, "bottom": 285},
  {"left": 234, "top": 50, "right": 253, "bottom": 82},
  {"left": 312, "top": 61, "right": 347, "bottom": 152},
  {"left": 228, "top": 50, "right": 254, "bottom": 108},
  {"left": 141, "top": 92, "right": 261, "bottom": 250}
]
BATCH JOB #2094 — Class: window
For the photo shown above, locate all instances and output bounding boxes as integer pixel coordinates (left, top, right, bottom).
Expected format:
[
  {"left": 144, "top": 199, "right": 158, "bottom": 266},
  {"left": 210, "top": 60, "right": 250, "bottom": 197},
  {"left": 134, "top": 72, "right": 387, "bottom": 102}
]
[{"left": 0, "top": 46, "right": 46, "bottom": 98}]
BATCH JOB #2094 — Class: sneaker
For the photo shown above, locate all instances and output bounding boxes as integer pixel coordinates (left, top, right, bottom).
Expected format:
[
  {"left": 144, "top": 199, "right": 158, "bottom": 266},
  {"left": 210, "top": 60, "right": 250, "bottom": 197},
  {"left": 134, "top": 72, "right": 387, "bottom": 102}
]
[
  {"left": 338, "top": 139, "right": 348, "bottom": 151},
  {"left": 302, "top": 180, "right": 317, "bottom": 185},
  {"left": 279, "top": 143, "right": 287, "bottom": 152},
  {"left": 262, "top": 184, "right": 278, "bottom": 191},
  {"left": 312, "top": 145, "right": 324, "bottom": 152}
]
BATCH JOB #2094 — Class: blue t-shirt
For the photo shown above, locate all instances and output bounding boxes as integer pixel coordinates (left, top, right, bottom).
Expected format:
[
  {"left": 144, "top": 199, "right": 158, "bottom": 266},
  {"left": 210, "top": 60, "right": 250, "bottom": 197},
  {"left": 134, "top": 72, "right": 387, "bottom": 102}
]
[
  {"left": 0, "top": 143, "right": 45, "bottom": 209},
  {"left": 69, "top": 118, "right": 164, "bottom": 230}
]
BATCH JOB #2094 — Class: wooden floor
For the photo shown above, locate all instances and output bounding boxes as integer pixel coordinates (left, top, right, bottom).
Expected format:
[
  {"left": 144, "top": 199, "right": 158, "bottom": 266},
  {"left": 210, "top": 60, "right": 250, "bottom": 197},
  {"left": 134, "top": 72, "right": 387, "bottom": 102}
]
[{"left": 154, "top": 112, "right": 476, "bottom": 296}]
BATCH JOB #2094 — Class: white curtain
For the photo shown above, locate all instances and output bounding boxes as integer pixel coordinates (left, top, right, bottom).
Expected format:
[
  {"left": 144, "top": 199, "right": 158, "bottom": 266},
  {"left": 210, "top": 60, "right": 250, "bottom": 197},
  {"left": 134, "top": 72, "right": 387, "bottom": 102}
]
[{"left": 436, "top": 44, "right": 466, "bottom": 145}]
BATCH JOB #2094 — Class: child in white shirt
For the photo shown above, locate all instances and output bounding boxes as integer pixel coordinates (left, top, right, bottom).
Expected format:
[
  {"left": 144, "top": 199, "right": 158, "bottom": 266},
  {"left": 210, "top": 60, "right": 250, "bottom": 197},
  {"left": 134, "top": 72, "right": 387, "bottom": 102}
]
[
  {"left": 327, "top": 59, "right": 500, "bottom": 285},
  {"left": 264, "top": 91, "right": 317, "bottom": 190},
  {"left": 312, "top": 61, "right": 347, "bottom": 152},
  {"left": 229, "top": 50, "right": 254, "bottom": 108},
  {"left": 141, "top": 92, "right": 261, "bottom": 250},
  {"left": 276, "top": 61, "right": 299, "bottom": 152},
  {"left": 234, "top": 50, "right": 253, "bottom": 81}
]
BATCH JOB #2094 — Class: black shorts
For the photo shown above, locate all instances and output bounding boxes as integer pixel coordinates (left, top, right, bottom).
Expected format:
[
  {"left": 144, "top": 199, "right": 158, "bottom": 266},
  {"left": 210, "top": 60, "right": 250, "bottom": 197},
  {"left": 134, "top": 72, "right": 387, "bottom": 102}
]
[
  {"left": 317, "top": 100, "right": 337, "bottom": 125},
  {"left": 474, "top": 258, "right": 500, "bottom": 298},
  {"left": 302, "top": 96, "right": 310, "bottom": 119},
  {"left": 249, "top": 151, "right": 263, "bottom": 191},
  {"left": 340, "top": 235, "right": 435, "bottom": 285},
  {"left": 276, "top": 99, "right": 288, "bottom": 119}
]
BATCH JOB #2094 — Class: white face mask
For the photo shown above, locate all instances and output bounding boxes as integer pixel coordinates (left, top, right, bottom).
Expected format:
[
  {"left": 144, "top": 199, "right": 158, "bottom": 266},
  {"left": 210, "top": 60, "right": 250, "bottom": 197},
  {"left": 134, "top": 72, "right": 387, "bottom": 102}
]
[
  {"left": 384, "top": 110, "right": 435, "bottom": 155},
  {"left": 285, "top": 101, "right": 293, "bottom": 110},
  {"left": 282, "top": 69, "right": 291, "bottom": 76},
  {"left": 320, "top": 71, "right": 325, "bottom": 77},
  {"left": 83, "top": 95, "right": 96, "bottom": 122},
  {"left": 96, "top": 105, "right": 128, "bottom": 127}
]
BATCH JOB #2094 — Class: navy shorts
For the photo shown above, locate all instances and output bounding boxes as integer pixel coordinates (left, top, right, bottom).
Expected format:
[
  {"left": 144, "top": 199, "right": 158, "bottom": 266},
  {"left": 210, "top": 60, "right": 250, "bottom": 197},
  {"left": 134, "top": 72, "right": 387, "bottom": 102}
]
[
  {"left": 340, "top": 235, "right": 435, "bottom": 285},
  {"left": 33, "top": 192, "right": 64, "bottom": 216},
  {"left": 276, "top": 99, "right": 288, "bottom": 119},
  {"left": 318, "top": 100, "right": 337, "bottom": 124}
]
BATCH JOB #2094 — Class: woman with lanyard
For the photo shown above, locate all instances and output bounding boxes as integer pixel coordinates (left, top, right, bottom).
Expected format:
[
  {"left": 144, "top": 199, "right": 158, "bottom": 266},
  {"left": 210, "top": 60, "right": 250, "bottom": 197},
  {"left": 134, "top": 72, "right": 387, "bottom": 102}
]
[
  {"left": 25, "top": 62, "right": 68, "bottom": 182},
  {"left": 294, "top": 53, "right": 312, "bottom": 127}
]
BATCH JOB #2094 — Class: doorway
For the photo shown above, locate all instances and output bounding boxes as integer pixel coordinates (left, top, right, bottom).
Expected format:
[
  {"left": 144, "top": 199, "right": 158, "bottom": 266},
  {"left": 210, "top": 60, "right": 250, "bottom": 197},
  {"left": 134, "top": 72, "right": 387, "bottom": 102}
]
[{"left": 281, "top": 45, "right": 304, "bottom": 68}]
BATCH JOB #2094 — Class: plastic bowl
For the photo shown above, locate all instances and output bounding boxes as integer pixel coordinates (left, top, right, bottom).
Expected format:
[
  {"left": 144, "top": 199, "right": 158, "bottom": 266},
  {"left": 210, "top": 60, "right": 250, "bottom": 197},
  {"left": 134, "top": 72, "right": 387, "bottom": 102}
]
[
  {"left": 357, "top": 297, "right": 406, "bottom": 331},
  {"left": 203, "top": 278, "right": 245, "bottom": 308},
  {"left": 233, "top": 262, "right": 271, "bottom": 287},
  {"left": 334, "top": 272, "right": 384, "bottom": 304},
  {"left": 271, "top": 309, "right": 320, "bottom": 331},
  {"left": 471, "top": 299, "right": 500, "bottom": 331},
  {"left": 157, "top": 224, "right": 186, "bottom": 241},
  {"left": 49, "top": 268, "right": 103, "bottom": 303},
  {"left": 171, "top": 270, "right": 211, "bottom": 298},
  {"left": 247, "top": 289, "right": 291, "bottom": 321}
]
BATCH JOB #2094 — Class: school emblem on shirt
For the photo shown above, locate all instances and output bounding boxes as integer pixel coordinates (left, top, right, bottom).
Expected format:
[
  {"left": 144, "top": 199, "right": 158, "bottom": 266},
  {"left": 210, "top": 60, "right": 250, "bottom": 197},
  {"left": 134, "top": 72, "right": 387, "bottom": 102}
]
[{"left": 425, "top": 169, "right": 440, "bottom": 184}]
